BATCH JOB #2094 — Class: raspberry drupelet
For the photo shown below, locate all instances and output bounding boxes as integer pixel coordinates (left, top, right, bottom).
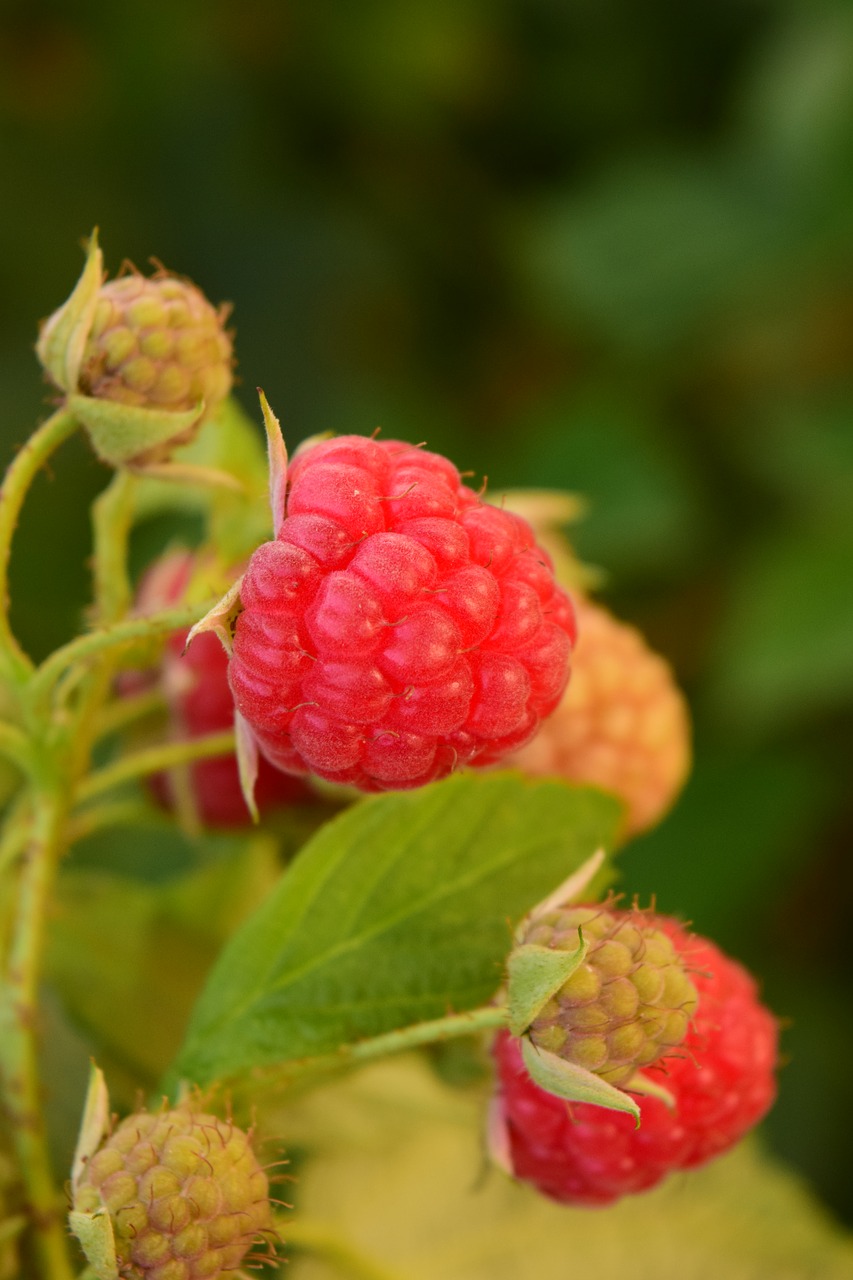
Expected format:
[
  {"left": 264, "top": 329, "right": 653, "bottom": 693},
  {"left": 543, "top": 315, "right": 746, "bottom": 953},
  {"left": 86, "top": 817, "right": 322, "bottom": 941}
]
[
  {"left": 492, "top": 923, "right": 778, "bottom": 1206},
  {"left": 229, "top": 435, "right": 577, "bottom": 791}
]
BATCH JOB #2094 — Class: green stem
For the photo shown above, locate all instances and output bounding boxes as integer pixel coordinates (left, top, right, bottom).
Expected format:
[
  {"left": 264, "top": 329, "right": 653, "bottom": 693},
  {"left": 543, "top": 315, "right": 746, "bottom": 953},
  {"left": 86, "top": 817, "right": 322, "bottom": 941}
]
[
  {"left": 93, "top": 687, "right": 167, "bottom": 741},
  {"left": 77, "top": 729, "right": 236, "bottom": 804},
  {"left": 0, "top": 721, "right": 37, "bottom": 777},
  {"left": 246, "top": 1005, "right": 509, "bottom": 1097},
  {"left": 66, "top": 799, "right": 153, "bottom": 846},
  {"left": 329, "top": 1004, "right": 508, "bottom": 1066},
  {"left": 0, "top": 409, "right": 79, "bottom": 682},
  {"left": 91, "top": 470, "right": 135, "bottom": 627},
  {"left": 29, "top": 602, "right": 216, "bottom": 709},
  {"left": 0, "top": 795, "right": 32, "bottom": 879},
  {"left": 0, "top": 780, "right": 75, "bottom": 1280},
  {"left": 283, "top": 1218, "right": 407, "bottom": 1280}
]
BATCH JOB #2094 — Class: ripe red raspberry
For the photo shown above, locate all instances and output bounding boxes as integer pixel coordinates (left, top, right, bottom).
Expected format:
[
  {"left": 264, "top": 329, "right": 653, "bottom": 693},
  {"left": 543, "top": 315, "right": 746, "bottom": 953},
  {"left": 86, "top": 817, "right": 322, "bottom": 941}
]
[
  {"left": 493, "top": 924, "right": 778, "bottom": 1206},
  {"left": 130, "top": 551, "right": 307, "bottom": 826},
  {"left": 229, "top": 435, "right": 577, "bottom": 791},
  {"left": 508, "top": 596, "right": 691, "bottom": 836},
  {"left": 73, "top": 1106, "right": 272, "bottom": 1279}
]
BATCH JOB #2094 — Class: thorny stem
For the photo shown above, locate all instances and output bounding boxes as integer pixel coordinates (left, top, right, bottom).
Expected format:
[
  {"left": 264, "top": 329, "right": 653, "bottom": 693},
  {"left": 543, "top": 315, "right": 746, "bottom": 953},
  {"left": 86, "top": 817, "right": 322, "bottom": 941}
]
[
  {"left": 66, "top": 799, "right": 153, "bottom": 847},
  {"left": 28, "top": 600, "right": 217, "bottom": 710},
  {"left": 0, "top": 408, "right": 79, "bottom": 683},
  {"left": 93, "top": 686, "right": 168, "bottom": 740},
  {"left": 0, "top": 721, "right": 35, "bottom": 776},
  {"left": 0, "top": 470, "right": 139, "bottom": 1280},
  {"left": 76, "top": 729, "right": 237, "bottom": 804},
  {"left": 0, "top": 775, "right": 76, "bottom": 1280}
]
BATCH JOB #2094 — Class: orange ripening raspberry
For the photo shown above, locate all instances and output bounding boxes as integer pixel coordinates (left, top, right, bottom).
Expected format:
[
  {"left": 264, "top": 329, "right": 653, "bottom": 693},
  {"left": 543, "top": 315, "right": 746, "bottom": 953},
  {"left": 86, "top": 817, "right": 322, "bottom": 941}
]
[{"left": 509, "top": 597, "right": 690, "bottom": 836}]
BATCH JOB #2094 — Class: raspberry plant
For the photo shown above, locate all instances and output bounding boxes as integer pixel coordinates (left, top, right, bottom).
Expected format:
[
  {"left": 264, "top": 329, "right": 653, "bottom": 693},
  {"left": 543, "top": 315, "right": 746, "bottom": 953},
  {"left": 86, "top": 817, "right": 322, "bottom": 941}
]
[{"left": 0, "top": 233, "right": 822, "bottom": 1280}]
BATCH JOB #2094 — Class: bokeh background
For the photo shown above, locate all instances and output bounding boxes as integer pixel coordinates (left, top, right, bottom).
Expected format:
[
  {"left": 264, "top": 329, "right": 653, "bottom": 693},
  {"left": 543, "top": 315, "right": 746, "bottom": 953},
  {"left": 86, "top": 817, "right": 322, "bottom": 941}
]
[{"left": 1, "top": 0, "right": 852, "bottom": 1226}]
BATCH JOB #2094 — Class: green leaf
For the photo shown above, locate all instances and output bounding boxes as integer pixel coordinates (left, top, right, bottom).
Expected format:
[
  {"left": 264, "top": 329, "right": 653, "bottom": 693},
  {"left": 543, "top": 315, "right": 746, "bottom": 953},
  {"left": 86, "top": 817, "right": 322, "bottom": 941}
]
[
  {"left": 47, "top": 837, "right": 282, "bottom": 1094},
  {"left": 506, "top": 939, "right": 587, "bottom": 1037},
  {"left": 277, "top": 1056, "right": 853, "bottom": 1280},
  {"left": 170, "top": 772, "right": 621, "bottom": 1088}
]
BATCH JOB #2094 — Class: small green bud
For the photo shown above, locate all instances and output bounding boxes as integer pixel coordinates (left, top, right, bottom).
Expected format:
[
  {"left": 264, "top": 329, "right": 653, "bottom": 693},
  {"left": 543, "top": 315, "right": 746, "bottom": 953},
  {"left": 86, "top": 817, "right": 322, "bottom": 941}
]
[{"left": 36, "top": 233, "right": 234, "bottom": 466}]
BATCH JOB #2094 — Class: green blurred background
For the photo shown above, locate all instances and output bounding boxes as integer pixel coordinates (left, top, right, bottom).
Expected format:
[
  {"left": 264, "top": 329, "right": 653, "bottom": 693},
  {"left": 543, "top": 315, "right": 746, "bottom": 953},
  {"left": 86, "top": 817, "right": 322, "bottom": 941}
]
[{"left": 1, "top": 0, "right": 852, "bottom": 1225}]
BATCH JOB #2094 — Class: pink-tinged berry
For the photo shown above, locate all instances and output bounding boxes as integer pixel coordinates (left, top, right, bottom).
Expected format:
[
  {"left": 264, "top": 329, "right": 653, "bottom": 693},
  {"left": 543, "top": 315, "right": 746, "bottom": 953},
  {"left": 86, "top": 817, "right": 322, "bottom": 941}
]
[
  {"left": 73, "top": 1106, "right": 273, "bottom": 1279},
  {"left": 229, "top": 435, "right": 577, "bottom": 791},
  {"left": 516, "top": 904, "right": 697, "bottom": 1085},
  {"left": 129, "top": 551, "right": 307, "bottom": 826},
  {"left": 493, "top": 924, "right": 778, "bottom": 1206},
  {"left": 508, "top": 596, "right": 691, "bottom": 836},
  {"left": 77, "top": 272, "right": 233, "bottom": 420}
]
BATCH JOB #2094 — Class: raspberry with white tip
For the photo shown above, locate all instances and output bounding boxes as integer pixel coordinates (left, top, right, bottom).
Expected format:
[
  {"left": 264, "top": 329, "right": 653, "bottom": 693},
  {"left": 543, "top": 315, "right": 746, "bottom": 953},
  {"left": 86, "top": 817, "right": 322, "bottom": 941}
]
[
  {"left": 72, "top": 1106, "right": 273, "bottom": 1279},
  {"left": 509, "top": 596, "right": 691, "bottom": 836},
  {"left": 516, "top": 903, "right": 698, "bottom": 1086},
  {"left": 229, "top": 435, "right": 577, "bottom": 791},
  {"left": 492, "top": 923, "right": 778, "bottom": 1206}
]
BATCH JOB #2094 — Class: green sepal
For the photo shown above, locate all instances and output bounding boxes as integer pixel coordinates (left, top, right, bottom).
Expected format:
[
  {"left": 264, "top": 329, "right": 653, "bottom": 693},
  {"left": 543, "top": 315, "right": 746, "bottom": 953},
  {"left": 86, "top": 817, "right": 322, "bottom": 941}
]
[
  {"left": 623, "top": 1070, "right": 676, "bottom": 1109},
  {"left": 68, "top": 392, "right": 203, "bottom": 467},
  {"left": 36, "top": 230, "right": 103, "bottom": 393},
  {"left": 129, "top": 461, "right": 246, "bottom": 493},
  {"left": 518, "top": 848, "right": 605, "bottom": 937},
  {"left": 184, "top": 576, "right": 244, "bottom": 658},
  {"left": 506, "top": 935, "right": 588, "bottom": 1037},
  {"left": 68, "top": 1209, "right": 118, "bottom": 1280},
  {"left": 258, "top": 389, "right": 288, "bottom": 537},
  {"left": 70, "top": 1062, "right": 110, "bottom": 1197},
  {"left": 520, "top": 1036, "right": 641, "bottom": 1124},
  {"left": 235, "top": 709, "right": 260, "bottom": 824},
  {"left": 68, "top": 1063, "right": 119, "bottom": 1280}
]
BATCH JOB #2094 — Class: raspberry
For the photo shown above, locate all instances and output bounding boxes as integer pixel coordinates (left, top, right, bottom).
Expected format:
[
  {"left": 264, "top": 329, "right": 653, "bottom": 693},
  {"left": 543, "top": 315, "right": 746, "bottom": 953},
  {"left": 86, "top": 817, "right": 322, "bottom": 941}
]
[
  {"left": 515, "top": 904, "right": 697, "bottom": 1086},
  {"left": 493, "top": 924, "right": 778, "bottom": 1206},
  {"left": 78, "top": 272, "right": 233, "bottom": 419},
  {"left": 73, "top": 1106, "right": 273, "bottom": 1280},
  {"left": 508, "top": 596, "right": 690, "bottom": 836},
  {"left": 229, "top": 435, "right": 577, "bottom": 791},
  {"left": 129, "top": 551, "right": 307, "bottom": 826}
]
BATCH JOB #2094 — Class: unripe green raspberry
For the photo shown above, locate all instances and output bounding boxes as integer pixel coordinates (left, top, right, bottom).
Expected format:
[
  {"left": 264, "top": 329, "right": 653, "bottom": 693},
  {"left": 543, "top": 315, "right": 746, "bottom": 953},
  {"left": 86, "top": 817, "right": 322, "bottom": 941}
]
[
  {"left": 73, "top": 1106, "right": 272, "bottom": 1280},
  {"left": 78, "top": 272, "right": 233, "bottom": 418},
  {"left": 519, "top": 904, "right": 698, "bottom": 1086},
  {"left": 510, "top": 596, "right": 691, "bottom": 837}
]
